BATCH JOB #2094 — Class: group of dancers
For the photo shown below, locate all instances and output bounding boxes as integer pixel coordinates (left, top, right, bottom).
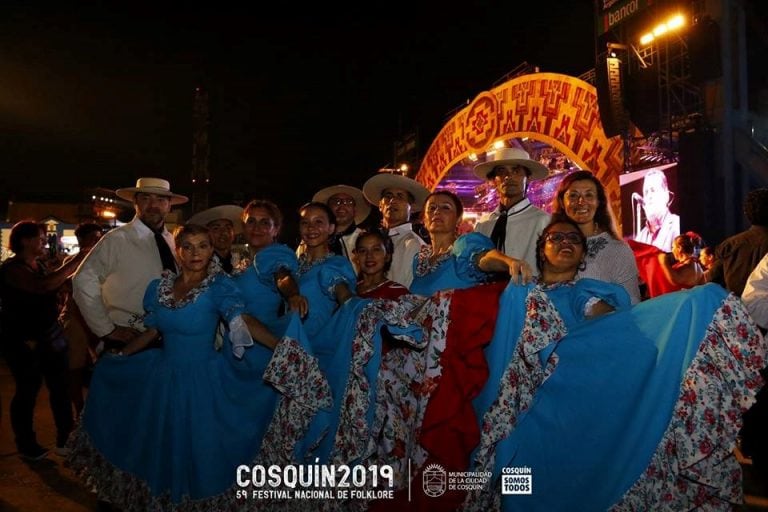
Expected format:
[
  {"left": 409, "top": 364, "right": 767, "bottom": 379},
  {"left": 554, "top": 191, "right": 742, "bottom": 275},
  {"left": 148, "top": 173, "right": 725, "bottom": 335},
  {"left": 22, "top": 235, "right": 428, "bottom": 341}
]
[{"left": 55, "top": 183, "right": 767, "bottom": 512}]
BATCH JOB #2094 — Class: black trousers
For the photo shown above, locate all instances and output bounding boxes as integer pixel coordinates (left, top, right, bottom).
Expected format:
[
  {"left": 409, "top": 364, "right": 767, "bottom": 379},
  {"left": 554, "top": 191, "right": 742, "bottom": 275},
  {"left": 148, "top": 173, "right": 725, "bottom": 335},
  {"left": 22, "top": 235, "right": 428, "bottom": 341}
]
[
  {"left": 2, "top": 338, "right": 73, "bottom": 450},
  {"left": 741, "top": 365, "right": 768, "bottom": 476}
]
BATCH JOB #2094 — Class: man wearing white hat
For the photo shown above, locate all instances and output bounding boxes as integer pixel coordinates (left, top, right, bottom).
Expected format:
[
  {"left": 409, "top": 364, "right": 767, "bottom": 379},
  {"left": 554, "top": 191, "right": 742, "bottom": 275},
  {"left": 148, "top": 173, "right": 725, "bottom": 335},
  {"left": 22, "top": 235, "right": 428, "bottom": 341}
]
[
  {"left": 473, "top": 147, "right": 551, "bottom": 271},
  {"left": 363, "top": 173, "right": 430, "bottom": 288},
  {"left": 73, "top": 177, "right": 188, "bottom": 351},
  {"left": 299, "top": 185, "right": 371, "bottom": 273},
  {"left": 188, "top": 204, "right": 244, "bottom": 274}
]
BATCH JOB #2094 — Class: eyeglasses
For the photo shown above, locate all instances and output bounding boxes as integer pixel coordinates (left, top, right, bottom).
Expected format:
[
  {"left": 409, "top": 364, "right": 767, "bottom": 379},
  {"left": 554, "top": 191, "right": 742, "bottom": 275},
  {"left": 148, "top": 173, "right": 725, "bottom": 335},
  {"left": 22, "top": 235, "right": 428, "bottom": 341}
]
[
  {"left": 329, "top": 198, "right": 355, "bottom": 207},
  {"left": 544, "top": 232, "right": 583, "bottom": 245}
]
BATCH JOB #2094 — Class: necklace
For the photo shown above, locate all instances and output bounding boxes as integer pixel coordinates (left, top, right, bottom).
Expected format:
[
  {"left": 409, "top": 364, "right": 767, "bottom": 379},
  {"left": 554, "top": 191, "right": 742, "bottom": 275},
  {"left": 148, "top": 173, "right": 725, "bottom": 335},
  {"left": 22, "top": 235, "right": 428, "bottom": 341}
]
[
  {"left": 586, "top": 221, "right": 600, "bottom": 237},
  {"left": 430, "top": 245, "right": 452, "bottom": 262},
  {"left": 358, "top": 277, "right": 387, "bottom": 294},
  {"left": 297, "top": 252, "right": 331, "bottom": 276}
]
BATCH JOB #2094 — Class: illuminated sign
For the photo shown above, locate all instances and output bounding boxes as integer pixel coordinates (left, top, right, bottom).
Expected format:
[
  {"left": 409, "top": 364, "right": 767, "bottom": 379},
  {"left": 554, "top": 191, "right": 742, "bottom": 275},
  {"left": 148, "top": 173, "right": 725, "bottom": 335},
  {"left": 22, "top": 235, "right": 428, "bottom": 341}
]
[{"left": 597, "top": 0, "right": 654, "bottom": 36}]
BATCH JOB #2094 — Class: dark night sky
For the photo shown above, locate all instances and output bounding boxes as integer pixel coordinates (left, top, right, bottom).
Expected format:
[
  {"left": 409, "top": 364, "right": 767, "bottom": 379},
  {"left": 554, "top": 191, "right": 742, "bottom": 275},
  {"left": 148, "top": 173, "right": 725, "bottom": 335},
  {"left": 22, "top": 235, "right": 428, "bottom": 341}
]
[{"left": 0, "top": 3, "right": 596, "bottom": 225}]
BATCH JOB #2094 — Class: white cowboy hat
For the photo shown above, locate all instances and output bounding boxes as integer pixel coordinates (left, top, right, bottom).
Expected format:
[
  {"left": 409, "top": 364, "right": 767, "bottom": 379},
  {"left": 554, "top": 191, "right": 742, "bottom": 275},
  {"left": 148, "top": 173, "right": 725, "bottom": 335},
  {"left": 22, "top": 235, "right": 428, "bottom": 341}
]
[
  {"left": 362, "top": 173, "right": 431, "bottom": 213},
  {"left": 472, "top": 147, "right": 549, "bottom": 181},
  {"left": 312, "top": 185, "right": 371, "bottom": 225},
  {"left": 188, "top": 205, "right": 244, "bottom": 234},
  {"left": 115, "top": 177, "right": 189, "bottom": 205}
]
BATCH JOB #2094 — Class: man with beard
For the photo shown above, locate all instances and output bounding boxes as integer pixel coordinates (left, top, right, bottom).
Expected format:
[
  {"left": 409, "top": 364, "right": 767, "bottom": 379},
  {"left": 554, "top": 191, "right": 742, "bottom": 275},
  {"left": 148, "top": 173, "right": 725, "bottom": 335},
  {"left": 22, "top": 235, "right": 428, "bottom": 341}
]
[
  {"left": 363, "top": 172, "right": 429, "bottom": 287},
  {"left": 473, "top": 147, "right": 550, "bottom": 271},
  {"left": 188, "top": 204, "right": 244, "bottom": 274},
  {"left": 73, "top": 178, "right": 188, "bottom": 353}
]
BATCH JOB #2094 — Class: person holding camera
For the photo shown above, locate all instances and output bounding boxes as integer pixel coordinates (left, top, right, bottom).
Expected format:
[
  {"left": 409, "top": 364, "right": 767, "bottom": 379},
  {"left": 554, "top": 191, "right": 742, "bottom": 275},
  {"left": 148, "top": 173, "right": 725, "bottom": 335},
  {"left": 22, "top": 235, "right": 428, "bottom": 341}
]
[{"left": 0, "top": 220, "right": 90, "bottom": 460}]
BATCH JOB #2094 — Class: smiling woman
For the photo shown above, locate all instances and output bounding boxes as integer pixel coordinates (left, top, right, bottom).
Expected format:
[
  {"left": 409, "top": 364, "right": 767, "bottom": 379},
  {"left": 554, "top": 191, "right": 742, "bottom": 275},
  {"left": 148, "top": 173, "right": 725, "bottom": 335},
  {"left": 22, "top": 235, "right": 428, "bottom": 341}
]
[
  {"left": 65, "top": 223, "right": 330, "bottom": 511},
  {"left": 408, "top": 190, "right": 533, "bottom": 296},
  {"left": 552, "top": 170, "right": 642, "bottom": 304},
  {"left": 536, "top": 219, "right": 587, "bottom": 282}
]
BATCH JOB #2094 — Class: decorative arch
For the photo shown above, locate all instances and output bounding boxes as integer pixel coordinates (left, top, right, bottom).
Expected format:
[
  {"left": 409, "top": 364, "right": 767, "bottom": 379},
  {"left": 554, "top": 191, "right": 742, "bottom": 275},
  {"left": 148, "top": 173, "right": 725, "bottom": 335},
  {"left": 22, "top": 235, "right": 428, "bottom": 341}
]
[{"left": 415, "top": 72, "right": 625, "bottom": 226}]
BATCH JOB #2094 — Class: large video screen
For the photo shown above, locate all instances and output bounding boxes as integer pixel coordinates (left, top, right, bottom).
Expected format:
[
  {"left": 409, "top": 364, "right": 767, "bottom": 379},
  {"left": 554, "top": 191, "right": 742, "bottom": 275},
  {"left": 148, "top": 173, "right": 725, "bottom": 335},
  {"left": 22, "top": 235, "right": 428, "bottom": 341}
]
[{"left": 619, "top": 163, "right": 681, "bottom": 253}]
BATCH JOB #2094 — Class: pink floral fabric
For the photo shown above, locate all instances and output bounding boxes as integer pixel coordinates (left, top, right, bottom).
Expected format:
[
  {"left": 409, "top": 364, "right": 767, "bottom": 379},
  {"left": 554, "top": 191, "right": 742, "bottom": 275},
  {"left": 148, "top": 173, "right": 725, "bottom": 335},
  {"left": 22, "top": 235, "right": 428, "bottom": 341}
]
[
  {"left": 156, "top": 268, "right": 219, "bottom": 309},
  {"left": 258, "top": 336, "right": 332, "bottom": 466},
  {"left": 415, "top": 244, "right": 453, "bottom": 277},
  {"left": 611, "top": 294, "right": 766, "bottom": 511},
  {"left": 66, "top": 428, "right": 241, "bottom": 512},
  {"left": 330, "top": 298, "right": 423, "bottom": 465},
  {"left": 361, "top": 291, "right": 453, "bottom": 488},
  {"left": 464, "top": 286, "right": 567, "bottom": 510}
]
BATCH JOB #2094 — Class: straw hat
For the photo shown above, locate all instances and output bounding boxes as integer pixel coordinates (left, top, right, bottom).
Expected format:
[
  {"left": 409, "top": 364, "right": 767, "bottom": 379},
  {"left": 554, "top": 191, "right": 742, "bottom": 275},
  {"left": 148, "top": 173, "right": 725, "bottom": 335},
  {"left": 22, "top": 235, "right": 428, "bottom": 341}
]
[
  {"left": 115, "top": 177, "right": 188, "bottom": 205},
  {"left": 188, "top": 205, "right": 244, "bottom": 234},
  {"left": 472, "top": 147, "right": 549, "bottom": 181},
  {"left": 362, "top": 173, "right": 430, "bottom": 213},
  {"left": 312, "top": 185, "right": 371, "bottom": 225}
]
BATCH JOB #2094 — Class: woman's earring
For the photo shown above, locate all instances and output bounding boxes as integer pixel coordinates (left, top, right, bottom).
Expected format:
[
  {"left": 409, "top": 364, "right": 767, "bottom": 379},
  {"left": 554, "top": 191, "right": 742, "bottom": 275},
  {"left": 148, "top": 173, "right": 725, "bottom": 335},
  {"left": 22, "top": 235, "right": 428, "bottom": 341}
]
[{"left": 578, "top": 259, "right": 587, "bottom": 271}]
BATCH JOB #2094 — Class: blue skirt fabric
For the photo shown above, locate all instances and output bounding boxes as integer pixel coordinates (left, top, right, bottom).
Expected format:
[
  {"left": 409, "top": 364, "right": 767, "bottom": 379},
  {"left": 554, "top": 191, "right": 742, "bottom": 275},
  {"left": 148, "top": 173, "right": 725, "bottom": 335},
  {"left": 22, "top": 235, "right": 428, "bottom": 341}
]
[
  {"left": 66, "top": 274, "right": 327, "bottom": 511},
  {"left": 466, "top": 283, "right": 766, "bottom": 511}
]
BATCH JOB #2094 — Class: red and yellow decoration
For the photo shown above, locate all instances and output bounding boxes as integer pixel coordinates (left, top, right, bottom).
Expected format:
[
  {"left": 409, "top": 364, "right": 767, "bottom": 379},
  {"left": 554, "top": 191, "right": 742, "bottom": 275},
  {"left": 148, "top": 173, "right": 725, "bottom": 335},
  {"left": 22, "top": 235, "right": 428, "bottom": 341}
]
[{"left": 416, "top": 72, "right": 624, "bottom": 224}]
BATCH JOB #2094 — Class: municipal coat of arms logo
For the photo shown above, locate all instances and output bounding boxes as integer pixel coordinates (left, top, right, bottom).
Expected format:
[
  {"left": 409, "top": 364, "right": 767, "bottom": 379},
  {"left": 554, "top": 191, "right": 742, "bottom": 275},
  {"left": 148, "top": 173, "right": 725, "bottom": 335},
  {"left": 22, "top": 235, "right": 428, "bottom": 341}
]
[{"left": 422, "top": 464, "right": 447, "bottom": 497}]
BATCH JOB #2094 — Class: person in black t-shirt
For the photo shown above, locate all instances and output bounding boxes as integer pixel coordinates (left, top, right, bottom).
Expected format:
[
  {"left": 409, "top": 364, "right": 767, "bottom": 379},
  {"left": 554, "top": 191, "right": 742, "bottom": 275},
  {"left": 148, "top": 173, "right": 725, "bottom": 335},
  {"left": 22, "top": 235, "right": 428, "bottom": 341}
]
[{"left": 0, "top": 221, "right": 89, "bottom": 460}]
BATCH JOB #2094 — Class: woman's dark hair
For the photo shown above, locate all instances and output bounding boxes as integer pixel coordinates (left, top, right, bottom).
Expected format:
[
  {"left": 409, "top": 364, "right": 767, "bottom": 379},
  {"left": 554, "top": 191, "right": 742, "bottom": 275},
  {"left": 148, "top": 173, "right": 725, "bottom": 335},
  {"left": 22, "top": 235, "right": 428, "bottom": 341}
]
[
  {"left": 551, "top": 170, "right": 619, "bottom": 240},
  {"left": 243, "top": 199, "right": 284, "bottom": 233},
  {"left": 74, "top": 222, "right": 102, "bottom": 243},
  {"left": 675, "top": 231, "right": 702, "bottom": 257},
  {"left": 9, "top": 220, "right": 43, "bottom": 254},
  {"left": 173, "top": 223, "right": 211, "bottom": 247},
  {"left": 424, "top": 189, "right": 464, "bottom": 219},
  {"left": 355, "top": 228, "right": 395, "bottom": 274},
  {"left": 299, "top": 201, "right": 337, "bottom": 226},
  {"left": 535, "top": 216, "right": 588, "bottom": 274}
]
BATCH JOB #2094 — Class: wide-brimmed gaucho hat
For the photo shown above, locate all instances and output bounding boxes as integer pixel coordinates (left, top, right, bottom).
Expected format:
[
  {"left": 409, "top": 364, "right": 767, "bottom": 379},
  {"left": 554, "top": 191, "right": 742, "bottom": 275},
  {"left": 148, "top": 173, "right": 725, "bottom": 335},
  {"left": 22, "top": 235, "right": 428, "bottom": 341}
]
[
  {"left": 312, "top": 185, "right": 371, "bottom": 225},
  {"left": 115, "top": 177, "right": 189, "bottom": 205},
  {"left": 472, "top": 147, "right": 549, "bottom": 181},
  {"left": 362, "top": 173, "right": 430, "bottom": 213},
  {"left": 188, "top": 205, "right": 244, "bottom": 234}
]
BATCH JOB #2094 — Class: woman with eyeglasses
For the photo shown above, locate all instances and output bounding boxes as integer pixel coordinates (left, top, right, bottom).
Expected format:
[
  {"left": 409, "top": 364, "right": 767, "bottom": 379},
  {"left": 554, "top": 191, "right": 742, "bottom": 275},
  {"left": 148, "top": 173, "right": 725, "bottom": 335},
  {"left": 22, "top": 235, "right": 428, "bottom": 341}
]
[
  {"left": 551, "top": 170, "right": 642, "bottom": 304},
  {"left": 464, "top": 217, "right": 765, "bottom": 511}
]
